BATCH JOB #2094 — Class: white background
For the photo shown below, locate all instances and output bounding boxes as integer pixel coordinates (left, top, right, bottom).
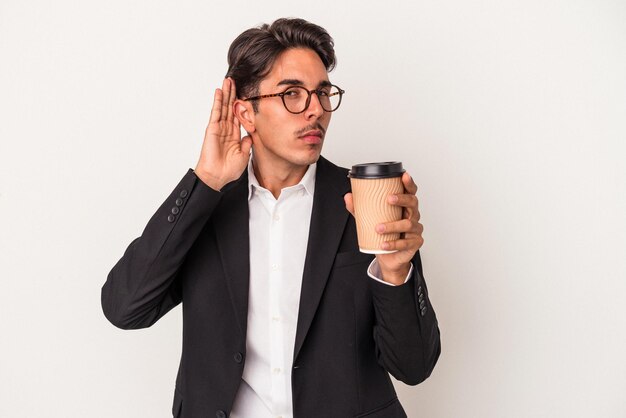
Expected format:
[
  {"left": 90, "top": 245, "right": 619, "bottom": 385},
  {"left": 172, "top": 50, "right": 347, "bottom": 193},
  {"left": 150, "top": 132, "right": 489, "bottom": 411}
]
[{"left": 1, "top": 0, "right": 625, "bottom": 417}]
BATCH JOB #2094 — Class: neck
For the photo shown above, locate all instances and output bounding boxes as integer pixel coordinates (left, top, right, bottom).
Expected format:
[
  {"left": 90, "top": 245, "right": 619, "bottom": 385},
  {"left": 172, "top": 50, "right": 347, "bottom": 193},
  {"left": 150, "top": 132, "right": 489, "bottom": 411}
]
[{"left": 252, "top": 156, "right": 309, "bottom": 199}]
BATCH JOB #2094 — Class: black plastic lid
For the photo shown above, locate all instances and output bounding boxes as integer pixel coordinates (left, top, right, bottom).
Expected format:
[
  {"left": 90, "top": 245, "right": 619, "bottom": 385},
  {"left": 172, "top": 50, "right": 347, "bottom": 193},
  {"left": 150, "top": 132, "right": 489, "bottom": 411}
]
[{"left": 348, "top": 161, "right": 405, "bottom": 179}]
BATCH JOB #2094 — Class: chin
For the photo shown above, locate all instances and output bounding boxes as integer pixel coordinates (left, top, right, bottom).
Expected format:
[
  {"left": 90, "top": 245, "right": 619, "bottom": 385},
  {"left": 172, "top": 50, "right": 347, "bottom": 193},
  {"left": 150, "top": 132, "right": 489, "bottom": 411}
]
[{"left": 295, "top": 148, "right": 322, "bottom": 166}]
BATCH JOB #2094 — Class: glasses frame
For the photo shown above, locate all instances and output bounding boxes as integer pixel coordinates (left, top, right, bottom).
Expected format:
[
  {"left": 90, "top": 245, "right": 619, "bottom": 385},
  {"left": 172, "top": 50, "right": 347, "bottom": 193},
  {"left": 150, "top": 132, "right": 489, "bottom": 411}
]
[{"left": 243, "top": 84, "right": 345, "bottom": 114}]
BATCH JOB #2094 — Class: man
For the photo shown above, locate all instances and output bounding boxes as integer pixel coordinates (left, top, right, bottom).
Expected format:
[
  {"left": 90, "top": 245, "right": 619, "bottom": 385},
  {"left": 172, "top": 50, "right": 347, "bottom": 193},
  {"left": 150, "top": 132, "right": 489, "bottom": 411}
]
[{"left": 102, "top": 18, "right": 440, "bottom": 418}]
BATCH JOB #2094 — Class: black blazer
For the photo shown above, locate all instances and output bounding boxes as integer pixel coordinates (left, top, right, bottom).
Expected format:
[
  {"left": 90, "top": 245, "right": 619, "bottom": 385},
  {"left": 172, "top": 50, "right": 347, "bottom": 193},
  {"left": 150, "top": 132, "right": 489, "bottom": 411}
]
[{"left": 102, "top": 156, "right": 440, "bottom": 418}]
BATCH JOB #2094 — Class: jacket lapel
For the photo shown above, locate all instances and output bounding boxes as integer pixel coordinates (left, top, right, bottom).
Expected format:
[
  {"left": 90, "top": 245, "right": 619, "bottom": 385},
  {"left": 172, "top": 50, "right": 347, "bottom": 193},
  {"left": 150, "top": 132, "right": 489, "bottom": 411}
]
[
  {"left": 294, "top": 156, "right": 351, "bottom": 361},
  {"left": 213, "top": 171, "right": 250, "bottom": 338}
]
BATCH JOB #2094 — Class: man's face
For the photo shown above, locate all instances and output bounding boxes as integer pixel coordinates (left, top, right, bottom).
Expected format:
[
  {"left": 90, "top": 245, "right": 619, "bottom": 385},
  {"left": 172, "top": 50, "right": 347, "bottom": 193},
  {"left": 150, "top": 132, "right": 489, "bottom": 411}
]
[{"left": 245, "top": 48, "right": 333, "bottom": 171}]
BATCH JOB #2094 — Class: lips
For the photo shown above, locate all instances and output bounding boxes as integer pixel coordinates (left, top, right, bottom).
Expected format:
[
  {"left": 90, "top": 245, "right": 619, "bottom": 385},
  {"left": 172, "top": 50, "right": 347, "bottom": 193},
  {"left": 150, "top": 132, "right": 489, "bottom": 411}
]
[{"left": 300, "top": 130, "right": 323, "bottom": 144}]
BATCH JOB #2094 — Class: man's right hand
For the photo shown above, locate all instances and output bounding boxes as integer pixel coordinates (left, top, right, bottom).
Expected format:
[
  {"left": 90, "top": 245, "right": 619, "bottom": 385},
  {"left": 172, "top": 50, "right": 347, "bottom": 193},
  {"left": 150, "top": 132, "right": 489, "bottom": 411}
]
[{"left": 194, "top": 77, "right": 252, "bottom": 191}]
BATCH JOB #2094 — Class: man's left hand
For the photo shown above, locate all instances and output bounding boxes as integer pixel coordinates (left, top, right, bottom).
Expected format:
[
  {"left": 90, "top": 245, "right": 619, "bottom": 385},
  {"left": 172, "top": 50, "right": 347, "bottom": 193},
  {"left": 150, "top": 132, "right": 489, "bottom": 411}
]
[{"left": 344, "top": 172, "right": 424, "bottom": 285}]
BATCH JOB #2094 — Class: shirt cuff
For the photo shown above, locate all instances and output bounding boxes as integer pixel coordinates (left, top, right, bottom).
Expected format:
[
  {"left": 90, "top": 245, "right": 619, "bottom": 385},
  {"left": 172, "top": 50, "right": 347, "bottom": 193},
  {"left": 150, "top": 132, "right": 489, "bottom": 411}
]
[{"left": 367, "top": 258, "right": 413, "bottom": 286}]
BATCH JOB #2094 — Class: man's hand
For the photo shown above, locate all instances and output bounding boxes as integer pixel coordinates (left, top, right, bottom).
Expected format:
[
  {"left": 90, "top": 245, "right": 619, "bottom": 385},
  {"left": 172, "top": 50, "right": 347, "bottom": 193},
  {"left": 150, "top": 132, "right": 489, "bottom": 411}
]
[
  {"left": 194, "top": 77, "right": 252, "bottom": 191},
  {"left": 344, "top": 172, "right": 424, "bottom": 285}
]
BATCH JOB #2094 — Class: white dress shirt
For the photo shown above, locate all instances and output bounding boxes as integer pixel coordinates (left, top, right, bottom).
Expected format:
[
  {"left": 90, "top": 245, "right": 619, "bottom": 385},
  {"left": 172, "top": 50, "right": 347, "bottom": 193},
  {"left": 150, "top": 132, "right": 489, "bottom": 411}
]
[{"left": 230, "top": 158, "right": 411, "bottom": 418}]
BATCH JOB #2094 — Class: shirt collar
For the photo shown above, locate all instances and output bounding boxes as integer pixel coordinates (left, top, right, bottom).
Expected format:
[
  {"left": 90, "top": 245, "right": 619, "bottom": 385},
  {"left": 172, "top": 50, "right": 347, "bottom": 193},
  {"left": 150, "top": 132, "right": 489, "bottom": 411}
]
[{"left": 247, "top": 157, "right": 317, "bottom": 201}]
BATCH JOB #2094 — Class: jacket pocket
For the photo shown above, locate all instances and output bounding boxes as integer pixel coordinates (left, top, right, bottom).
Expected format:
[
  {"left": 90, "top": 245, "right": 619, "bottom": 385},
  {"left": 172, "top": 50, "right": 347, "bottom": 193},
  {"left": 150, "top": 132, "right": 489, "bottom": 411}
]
[
  {"left": 172, "top": 388, "right": 183, "bottom": 417},
  {"left": 355, "top": 397, "right": 407, "bottom": 418}
]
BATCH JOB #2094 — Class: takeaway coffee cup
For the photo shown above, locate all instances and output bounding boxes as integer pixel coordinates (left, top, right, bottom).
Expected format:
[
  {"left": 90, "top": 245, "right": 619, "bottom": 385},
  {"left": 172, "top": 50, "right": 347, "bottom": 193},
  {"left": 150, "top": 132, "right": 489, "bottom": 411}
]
[{"left": 348, "top": 162, "right": 406, "bottom": 254}]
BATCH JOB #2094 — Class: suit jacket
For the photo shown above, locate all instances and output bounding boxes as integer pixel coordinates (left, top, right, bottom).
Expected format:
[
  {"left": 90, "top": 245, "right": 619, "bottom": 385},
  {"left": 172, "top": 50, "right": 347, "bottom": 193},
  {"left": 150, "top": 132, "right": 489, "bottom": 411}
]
[{"left": 101, "top": 156, "right": 441, "bottom": 418}]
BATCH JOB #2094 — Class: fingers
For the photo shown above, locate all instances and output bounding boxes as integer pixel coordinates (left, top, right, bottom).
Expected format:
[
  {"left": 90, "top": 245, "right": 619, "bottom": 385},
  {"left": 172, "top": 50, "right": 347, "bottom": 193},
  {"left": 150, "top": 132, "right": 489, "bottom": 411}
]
[
  {"left": 387, "top": 177, "right": 420, "bottom": 222},
  {"left": 402, "top": 172, "right": 418, "bottom": 195},
  {"left": 343, "top": 193, "right": 355, "bottom": 216},
  {"left": 225, "top": 78, "right": 237, "bottom": 123},
  {"left": 208, "top": 78, "right": 237, "bottom": 128},
  {"left": 377, "top": 174, "right": 423, "bottom": 253},
  {"left": 377, "top": 219, "right": 423, "bottom": 235},
  {"left": 221, "top": 78, "right": 230, "bottom": 123},
  {"left": 209, "top": 88, "right": 222, "bottom": 124},
  {"left": 381, "top": 235, "right": 424, "bottom": 252},
  {"left": 387, "top": 193, "right": 418, "bottom": 210}
]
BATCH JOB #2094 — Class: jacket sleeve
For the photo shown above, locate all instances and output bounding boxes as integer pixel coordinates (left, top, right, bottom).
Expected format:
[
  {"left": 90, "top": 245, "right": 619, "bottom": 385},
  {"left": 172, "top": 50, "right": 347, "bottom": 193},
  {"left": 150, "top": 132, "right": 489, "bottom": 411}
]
[
  {"left": 370, "top": 250, "right": 441, "bottom": 385},
  {"left": 101, "top": 169, "right": 222, "bottom": 330}
]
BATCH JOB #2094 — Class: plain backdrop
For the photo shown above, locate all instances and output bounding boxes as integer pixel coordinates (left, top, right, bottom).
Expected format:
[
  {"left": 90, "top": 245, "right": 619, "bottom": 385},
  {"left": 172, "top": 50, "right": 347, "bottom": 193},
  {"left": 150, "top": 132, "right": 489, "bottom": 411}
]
[{"left": 1, "top": 0, "right": 625, "bottom": 417}]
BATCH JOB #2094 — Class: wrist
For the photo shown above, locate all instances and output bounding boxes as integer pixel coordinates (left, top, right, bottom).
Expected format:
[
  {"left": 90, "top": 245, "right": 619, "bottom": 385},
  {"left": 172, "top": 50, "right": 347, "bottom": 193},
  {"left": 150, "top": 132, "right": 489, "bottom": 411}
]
[
  {"left": 378, "top": 262, "right": 411, "bottom": 285},
  {"left": 194, "top": 167, "right": 226, "bottom": 191}
]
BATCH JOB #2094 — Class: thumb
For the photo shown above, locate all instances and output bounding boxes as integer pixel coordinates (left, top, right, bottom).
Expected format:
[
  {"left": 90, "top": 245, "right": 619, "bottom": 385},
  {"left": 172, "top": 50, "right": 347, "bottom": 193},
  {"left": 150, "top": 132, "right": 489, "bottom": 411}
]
[
  {"left": 343, "top": 192, "right": 355, "bottom": 217},
  {"left": 241, "top": 135, "right": 252, "bottom": 156}
]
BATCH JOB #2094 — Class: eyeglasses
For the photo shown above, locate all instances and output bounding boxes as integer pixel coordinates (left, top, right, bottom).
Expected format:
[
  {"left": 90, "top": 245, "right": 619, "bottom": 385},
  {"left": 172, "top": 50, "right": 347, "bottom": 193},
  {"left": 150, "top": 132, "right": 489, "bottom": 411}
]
[{"left": 243, "top": 84, "right": 345, "bottom": 114}]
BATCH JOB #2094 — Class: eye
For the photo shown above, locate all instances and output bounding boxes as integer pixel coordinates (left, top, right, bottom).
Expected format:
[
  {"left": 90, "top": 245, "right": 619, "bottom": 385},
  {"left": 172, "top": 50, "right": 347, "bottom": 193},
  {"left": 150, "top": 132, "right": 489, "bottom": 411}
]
[
  {"left": 317, "top": 89, "right": 330, "bottom": 97},
  {"left": 283, "top": 88, "right": 302, "bottom": 98}
]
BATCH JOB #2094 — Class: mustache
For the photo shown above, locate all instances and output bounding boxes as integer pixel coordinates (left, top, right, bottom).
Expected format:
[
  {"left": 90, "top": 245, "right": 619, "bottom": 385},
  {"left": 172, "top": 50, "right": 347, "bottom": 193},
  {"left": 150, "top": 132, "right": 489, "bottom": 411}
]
[{"left": 295, "top": 123, "right": 326, "bottom": 137}]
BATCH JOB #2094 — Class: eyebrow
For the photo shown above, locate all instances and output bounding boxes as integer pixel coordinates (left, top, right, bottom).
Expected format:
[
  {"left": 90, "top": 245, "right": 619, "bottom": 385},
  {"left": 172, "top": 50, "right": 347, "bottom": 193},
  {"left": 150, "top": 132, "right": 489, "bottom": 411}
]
[{"left": 276, "top": 79, "right": 332, "bottom": 89}]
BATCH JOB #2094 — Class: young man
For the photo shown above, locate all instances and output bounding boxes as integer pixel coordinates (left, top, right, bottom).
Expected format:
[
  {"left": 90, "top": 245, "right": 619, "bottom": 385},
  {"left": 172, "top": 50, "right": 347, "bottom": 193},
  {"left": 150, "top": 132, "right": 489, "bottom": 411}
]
[{"left": 102, "top": 18, "right": 440, "bottom": 418}]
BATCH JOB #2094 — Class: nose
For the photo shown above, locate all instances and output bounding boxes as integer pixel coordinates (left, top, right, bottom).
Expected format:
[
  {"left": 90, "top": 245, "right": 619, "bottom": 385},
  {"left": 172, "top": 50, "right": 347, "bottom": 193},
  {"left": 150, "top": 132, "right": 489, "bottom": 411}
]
[{"left": 304, "top": 91, "right": 324, "bottom": 119}]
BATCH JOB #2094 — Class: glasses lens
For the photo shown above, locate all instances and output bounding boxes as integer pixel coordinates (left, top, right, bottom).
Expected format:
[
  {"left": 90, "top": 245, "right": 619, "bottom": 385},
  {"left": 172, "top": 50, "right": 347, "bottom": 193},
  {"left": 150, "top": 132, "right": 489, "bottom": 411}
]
[
  {"left": 283, "top": 87, "right": 309, "bottom": 113},
  {"left": 282, "top": 86, "right": 343, "bottom": 113},
  {"left": 319, "top": 85, "right": 342, "bottom": 112}
]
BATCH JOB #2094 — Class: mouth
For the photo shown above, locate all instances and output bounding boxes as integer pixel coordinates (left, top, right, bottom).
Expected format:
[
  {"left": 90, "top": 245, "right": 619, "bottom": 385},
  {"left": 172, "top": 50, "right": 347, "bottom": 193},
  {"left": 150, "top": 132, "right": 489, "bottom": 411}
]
[{"left": 299, "top": 129, "right": 324, "bottom": 145}]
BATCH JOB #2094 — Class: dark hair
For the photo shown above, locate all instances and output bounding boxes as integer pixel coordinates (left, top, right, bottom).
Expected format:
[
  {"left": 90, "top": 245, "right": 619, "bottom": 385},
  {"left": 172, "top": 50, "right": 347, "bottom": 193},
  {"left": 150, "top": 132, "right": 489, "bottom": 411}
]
[{"left": 225, "top": 18, "right": 336, "bottom": 111}]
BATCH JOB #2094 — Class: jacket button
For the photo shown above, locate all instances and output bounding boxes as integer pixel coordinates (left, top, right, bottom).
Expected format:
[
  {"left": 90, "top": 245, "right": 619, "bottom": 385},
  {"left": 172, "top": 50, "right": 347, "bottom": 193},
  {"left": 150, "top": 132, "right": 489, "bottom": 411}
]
[
  {"left": 418, "top": 293, "right": 424, "bottom": 302},
  {"left": 175, "top": 198, "right": 184, "bottom": 207},
  {"left": 418, "top": 286, "right": 423, "bottom": 295},
  {"left": 180, "top": 189, "right": 188, "bottom": 198},
  {"left": 234, "top": 352, "right": 243, "bottom": 363},
  {"left": 419, "top": 300, "right": 426, "bottom": 309},
  {"left": 171, "top": 207, "right": 180, "bottom": 215},
  {"left": 167, "top": 214, "right": 176, "bottom": 223},
  {"left": 421, "top": 306, "right": 427, "bottom": 316},
  {"left": 216, "top": 410, "right": 226, "bottom": 418}
]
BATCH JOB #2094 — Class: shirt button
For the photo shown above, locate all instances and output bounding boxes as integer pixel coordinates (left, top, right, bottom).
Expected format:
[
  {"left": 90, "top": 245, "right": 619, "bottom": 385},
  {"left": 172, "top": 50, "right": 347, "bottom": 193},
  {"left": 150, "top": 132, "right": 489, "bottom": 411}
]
[
  {"left": 272, "top": 264, "right": 278, "bottom": 271},
  {"left": 272, "top": 367, "right": 281, "bottom": 374},
  {"left": 272, "top": 316, "right": 280, "bottom": 322},
  {"left": 273, "top": 214, "right": 280, "bottom": 221}
]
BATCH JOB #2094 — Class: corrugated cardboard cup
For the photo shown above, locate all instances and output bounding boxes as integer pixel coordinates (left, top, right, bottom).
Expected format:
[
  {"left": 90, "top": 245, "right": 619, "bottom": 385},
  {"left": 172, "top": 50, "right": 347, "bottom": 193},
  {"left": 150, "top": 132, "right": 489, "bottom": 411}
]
[{"left": 348, "top": 162, "right": 406, "bottom": 254}]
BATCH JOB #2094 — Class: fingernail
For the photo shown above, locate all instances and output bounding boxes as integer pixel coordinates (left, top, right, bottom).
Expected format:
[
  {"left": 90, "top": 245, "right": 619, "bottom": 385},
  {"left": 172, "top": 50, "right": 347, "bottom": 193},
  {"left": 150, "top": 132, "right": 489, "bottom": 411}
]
[
  {"left": 382, "top": 242, "right": 390, "bottom": 250},
  {"left": 376, "top": 224, "right": 385, "bottom": 233},
  {"left": 389, "top": 195, "right": 398, "bottom": 203}
]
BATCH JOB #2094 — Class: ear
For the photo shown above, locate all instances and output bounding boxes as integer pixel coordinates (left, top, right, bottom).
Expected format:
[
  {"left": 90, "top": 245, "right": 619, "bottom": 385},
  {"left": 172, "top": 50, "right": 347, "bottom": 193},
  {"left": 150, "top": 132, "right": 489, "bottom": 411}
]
[{"left": 234, "top": 99, "right": 256, "bottom": 133}]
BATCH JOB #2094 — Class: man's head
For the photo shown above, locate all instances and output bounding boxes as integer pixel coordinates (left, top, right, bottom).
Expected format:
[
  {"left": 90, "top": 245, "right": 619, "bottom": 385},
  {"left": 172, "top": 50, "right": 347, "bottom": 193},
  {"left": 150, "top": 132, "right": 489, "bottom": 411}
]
[
  {"left": 226, "top": 18, "right": 336, "bottom": 109},
  {"left": 229, "top": 18, "right": 340, "bottom": 173}
]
